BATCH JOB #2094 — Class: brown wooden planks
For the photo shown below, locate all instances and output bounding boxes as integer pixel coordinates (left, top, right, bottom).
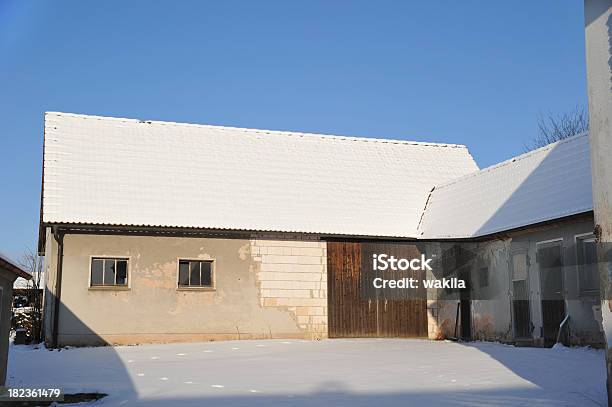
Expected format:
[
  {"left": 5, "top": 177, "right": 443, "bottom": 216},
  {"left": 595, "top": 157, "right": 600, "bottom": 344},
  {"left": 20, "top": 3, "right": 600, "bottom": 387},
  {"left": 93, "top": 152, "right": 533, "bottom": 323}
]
[
  {"left": 327, "top": 241, "right": 428, "bottom": 338},
  {"left": 327, "top": 242, "right": 377, "bottom": 337}
]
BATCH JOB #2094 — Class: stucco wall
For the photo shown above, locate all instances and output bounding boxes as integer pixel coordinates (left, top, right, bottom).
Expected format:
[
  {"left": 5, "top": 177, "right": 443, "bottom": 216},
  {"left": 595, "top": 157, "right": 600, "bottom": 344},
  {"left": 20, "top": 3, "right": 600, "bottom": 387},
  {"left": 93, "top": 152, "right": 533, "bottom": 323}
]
[
  {"left": 42, "top": 218, "right": 602, "bottom": 347},
  {"left": 511, "top": 219, "right": 603, "bottom": 346},
  {"left": 425, "top": 217, "right": 604, "bottom": 347},
  {"left": 44, "top": 232, "right": 327, "bottom": 346},
  {"left": 42, "top": 228, "right": 57, "bottom": 345}
]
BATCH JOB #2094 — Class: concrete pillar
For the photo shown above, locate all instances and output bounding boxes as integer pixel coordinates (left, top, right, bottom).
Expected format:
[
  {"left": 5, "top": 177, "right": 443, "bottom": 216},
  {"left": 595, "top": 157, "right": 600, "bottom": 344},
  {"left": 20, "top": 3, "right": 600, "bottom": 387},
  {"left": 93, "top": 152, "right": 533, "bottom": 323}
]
[{"left": 584, "top": 1, "right": 612, "bottom": 404}]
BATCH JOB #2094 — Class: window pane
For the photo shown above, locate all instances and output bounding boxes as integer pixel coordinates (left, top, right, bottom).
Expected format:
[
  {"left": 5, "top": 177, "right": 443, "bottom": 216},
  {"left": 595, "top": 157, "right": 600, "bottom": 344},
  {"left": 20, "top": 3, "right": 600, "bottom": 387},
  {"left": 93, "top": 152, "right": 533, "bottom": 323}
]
[
  {"left": 512, "top": 253, "right": 527, "bottom": 281},
  {"left": 190, "top": 262, "right": 201, "bottom": 286},
  {"left": 579, "top": 238, "right": 599, "bottom": 294},
  {"left": 513, "top": 280, "right": 528, "bottom": 300},
  {"left": 116, "top": 260, "right": 128, "bottom": 285},
  {"left": 104, "top": 259, "right": 116, "bottom": 285},
  {"left": 178, "top": 261, "right": 190, "bottom": 286},
  {"left": 91, "top": 259, "right": 104, "bottom": 285},
  {"left": 201, "top": 262, "right": 213, "bottom": 286},
  {"left": 538, "top": 244, "right": 563, "bottom": 300}
]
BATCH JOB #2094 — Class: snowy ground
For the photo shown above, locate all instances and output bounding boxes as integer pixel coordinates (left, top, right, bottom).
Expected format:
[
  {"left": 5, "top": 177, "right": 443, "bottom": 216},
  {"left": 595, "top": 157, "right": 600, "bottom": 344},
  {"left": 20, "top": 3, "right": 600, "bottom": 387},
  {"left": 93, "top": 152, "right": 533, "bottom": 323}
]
[{"left": 7, "top": 339, "right": 606, "bottom": 406}]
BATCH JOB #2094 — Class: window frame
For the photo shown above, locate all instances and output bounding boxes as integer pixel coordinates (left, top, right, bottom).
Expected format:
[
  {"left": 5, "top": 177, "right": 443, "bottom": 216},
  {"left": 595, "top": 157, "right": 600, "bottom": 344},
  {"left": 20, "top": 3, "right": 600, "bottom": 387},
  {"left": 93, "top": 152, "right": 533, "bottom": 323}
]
[
  {"left": 176, "top": 258, "right": 216, "bottom": 291},
  {"left": 88, "top": 256, "right": 131, "bottom": 290},
  {"left": 574, "top": 233, "right": 599, "bottom": 298}
]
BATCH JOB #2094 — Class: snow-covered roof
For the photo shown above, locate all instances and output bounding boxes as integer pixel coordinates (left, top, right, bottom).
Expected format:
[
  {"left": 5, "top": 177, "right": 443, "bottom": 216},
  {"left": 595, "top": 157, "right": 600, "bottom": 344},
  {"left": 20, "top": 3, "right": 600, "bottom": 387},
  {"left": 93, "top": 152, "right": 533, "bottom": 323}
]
[
  {"left": 418, "top": 133, "right": 593, "bottom": 239},
  {"left": 41, "top": 112, "right": 479, "bottom": 238}
]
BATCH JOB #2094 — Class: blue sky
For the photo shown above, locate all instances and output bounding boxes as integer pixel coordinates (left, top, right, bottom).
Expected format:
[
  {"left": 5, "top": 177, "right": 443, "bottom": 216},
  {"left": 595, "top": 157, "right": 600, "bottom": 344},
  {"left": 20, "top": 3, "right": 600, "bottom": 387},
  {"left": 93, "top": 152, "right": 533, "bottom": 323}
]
[{"left": 0, "top": 1, "right": 587, "bottom": 260}]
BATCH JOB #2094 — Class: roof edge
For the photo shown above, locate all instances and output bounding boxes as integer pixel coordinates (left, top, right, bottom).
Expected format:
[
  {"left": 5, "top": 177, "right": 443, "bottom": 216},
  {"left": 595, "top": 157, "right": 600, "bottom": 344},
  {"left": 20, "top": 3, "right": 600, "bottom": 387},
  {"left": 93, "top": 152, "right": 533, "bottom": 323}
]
[
  {"left": 420, "top": 208, "right": 594, "bottom": 240},
  {"left": 431, "top": 132, "right": 589, "bottom": 191},
  {"left": 418, "top": 210, "right": 594, "bottom": 241},
  {"left": 41, "top": 221, "right": 419, "bottom": 240},
  {"left": 44, "top": 111, "right": 470, "bottom": 149},
  {"left": 0, "top": 254, "right": 31, "bottom": 280}
]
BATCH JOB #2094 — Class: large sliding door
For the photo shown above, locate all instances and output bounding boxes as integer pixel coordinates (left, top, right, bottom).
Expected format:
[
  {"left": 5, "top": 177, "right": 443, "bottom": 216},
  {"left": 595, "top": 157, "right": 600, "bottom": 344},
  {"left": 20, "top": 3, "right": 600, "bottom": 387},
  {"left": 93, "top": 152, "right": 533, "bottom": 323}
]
[{"left": 327, "top": 241, "right": 428, "bottom": 338}]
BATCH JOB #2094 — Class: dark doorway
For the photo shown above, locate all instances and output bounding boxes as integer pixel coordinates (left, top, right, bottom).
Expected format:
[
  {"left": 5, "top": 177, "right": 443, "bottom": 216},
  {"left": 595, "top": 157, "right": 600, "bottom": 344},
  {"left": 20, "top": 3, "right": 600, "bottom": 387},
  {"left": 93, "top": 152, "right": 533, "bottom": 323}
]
[
  {"left": 537, "top": 241, "right": 566, "bottom": 347},
  {"left": 511, "top": 252, "right": 532, "bottom": 339},
  {"left": 459, "top": 270, "right": 471, "bottom": 340}
]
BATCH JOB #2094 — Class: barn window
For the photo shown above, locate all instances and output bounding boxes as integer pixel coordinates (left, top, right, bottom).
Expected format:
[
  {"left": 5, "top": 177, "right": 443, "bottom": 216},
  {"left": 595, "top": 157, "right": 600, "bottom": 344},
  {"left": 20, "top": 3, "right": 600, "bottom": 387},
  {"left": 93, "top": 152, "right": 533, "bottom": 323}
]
[
  {"left": 576, "top": 235, "right": 599, "bottom": 297},
  {"left": 178, "top": 260, "right": 214, "bottom": 288},
  {"left": 91, "top": 258, "right": 128, "bottom": 287}
]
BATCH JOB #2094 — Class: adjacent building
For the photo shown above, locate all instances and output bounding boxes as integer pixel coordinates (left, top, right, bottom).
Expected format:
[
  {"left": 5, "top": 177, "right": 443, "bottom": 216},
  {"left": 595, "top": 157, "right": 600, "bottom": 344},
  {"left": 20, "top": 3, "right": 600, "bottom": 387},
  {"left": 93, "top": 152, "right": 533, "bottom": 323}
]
[
  {"left": 39, "top": 112, "right": 602, "bottom": 348},
  {"left": 0, "top": 252, "right": 31, "bottom": 384}
]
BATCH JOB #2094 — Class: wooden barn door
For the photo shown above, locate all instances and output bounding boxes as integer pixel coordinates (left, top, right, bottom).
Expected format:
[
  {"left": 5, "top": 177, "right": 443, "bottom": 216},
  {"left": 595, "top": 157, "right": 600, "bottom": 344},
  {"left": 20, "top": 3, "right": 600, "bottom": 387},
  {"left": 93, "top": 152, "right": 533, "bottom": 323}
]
[
  {"left": 378, "top": 299, "right": 428, "bottom": 338},
  {"left": 327, "top": 242, "right": 377, "bottom": 337},
  {"left": 327, "top": 241, "right": 428, "bottom": 338}
]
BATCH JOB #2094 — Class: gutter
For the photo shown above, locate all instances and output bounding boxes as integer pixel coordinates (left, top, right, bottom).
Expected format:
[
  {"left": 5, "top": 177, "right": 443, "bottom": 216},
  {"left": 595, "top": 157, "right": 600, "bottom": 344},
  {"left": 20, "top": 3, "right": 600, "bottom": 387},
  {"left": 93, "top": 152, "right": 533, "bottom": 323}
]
[{"left": 51, "top": 228, "right": 64, "bottom": 348}]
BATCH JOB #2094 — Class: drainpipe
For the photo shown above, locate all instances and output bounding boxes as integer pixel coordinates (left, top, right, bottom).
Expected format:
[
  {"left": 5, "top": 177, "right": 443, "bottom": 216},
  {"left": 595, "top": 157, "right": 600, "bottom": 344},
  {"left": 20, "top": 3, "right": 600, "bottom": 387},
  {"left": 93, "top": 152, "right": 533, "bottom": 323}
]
[{"left": 52, "top": 228, "right": 64, "bottom": 348}]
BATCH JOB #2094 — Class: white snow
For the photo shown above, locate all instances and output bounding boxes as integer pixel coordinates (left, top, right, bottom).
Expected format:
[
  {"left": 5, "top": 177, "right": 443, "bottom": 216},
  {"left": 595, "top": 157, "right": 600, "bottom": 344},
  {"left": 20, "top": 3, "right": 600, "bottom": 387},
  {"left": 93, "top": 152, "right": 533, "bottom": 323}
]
[
  {"left": 42, "top": 112, "right": 478, "bottom": 239},
  {"left": 7, "top": 339, "right": 606, "bottom": 406},
  {"left": 418, "top": 134, "right": 592, "bottom": 239}
]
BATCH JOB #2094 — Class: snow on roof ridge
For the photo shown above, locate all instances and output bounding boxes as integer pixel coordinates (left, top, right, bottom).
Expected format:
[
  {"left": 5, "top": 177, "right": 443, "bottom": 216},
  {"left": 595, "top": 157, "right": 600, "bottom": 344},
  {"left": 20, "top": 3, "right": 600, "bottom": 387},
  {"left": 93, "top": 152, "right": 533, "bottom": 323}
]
[
  {"left": 45, "top": 111, "right": 469, "bottom": 149},
  {"left": 431, "top": 132, "right": 589, "bottom": 191},
  {"left": 415, "top": 186, "right": 435, "bottom": 233}
]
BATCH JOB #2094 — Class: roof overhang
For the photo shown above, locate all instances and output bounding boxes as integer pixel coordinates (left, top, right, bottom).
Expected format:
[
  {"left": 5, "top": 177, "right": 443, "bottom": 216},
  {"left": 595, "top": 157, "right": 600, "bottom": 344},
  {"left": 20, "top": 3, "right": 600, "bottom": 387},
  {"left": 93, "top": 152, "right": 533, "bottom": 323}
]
[{"left": 0, "top": 255, "right": 31, "bottom": 280}]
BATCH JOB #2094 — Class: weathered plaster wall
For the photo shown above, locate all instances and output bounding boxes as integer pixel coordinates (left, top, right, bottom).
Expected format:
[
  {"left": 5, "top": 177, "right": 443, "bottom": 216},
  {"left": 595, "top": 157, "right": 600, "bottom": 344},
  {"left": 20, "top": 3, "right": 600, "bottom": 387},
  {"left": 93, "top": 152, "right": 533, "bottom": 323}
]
[
  {"left": 423, "top": 242, "right": 473, "bottom": 340},
  {"left": 43, "top": 232, "right": 327, "bottom": 346},
  {"left": 425, "top": 218, "right": 604, "bottom": 347},
  {"left": 42, "top": 218, "right": 601, "bottom": 347},
  {"left": 470, "top": 240, "right": 513, "bottom": 342},
  {"left": 512, "top": 218, "right": 603, "bottom": 346}
]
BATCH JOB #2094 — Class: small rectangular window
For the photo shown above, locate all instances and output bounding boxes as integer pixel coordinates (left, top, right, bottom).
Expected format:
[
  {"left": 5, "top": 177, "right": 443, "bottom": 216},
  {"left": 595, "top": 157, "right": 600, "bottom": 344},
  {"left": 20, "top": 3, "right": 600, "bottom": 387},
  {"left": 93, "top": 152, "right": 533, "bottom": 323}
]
[
  {"left": 91, "top": 258, "right": 129, "bottom": 287},
  {"left": 178, "top": 260, "right": 214, "bottom": 288}
]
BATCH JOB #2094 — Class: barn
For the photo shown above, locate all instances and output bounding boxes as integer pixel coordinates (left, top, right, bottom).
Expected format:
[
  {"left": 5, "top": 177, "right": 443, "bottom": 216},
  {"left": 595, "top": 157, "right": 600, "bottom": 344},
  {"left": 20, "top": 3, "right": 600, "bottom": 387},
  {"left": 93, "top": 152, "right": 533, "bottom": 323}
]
[{"left": 39, "top": 112, "right": 601, "bottom": 348}]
